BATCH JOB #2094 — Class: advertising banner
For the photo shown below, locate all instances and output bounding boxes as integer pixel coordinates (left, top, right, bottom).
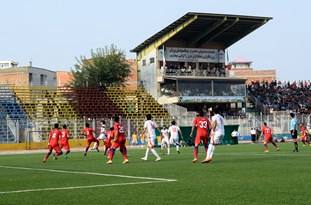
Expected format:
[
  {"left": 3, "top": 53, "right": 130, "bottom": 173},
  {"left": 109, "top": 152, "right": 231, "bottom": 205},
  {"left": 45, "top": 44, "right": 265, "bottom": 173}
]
[
  {"left": 159, "top": 47, "right": 225, "bottom": 63},
  {"left": 179, "top": 96, "right": 245, "bottom": 103}
]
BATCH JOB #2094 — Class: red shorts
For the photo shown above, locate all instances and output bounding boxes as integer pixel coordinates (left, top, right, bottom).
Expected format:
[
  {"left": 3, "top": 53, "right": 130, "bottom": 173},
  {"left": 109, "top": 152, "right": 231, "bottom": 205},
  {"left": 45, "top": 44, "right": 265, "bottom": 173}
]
[
  {"left": 48, "top": 144, "right": 62, "bottom": 155},
  {"left": 264, "top": 136, "right": 273, "bottom": 143},
  {"left": 302, "top": 136, "right": 308, "bottom": 141},
  {"left": 104, "top": 139, "right": 112, "bottom": 148},
  {"left": 87, "top": 137, "right": 99, "bottom": 146},
  {"left": 60, "top": 142, "right": 70, "bottom": 151},
  {"left": 111, "top": 137, "right": 126, "bottom": 149},
  {"left": 194, "top": 135, "right": 208, "bottom": 146}
]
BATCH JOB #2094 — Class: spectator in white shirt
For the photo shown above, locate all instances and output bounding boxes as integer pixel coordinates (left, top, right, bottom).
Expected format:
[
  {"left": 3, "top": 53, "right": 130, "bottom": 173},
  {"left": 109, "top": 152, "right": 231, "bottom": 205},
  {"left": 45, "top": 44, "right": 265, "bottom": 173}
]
[{"left": 231, "top": 130, "right": 240, "bottom": 144}]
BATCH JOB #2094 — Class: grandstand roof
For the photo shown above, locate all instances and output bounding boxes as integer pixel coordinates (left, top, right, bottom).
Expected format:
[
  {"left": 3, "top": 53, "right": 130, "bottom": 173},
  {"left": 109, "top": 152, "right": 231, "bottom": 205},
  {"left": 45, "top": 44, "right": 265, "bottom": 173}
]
[{"left": 131, "top": 12, "right": 272, "bottom": 53}]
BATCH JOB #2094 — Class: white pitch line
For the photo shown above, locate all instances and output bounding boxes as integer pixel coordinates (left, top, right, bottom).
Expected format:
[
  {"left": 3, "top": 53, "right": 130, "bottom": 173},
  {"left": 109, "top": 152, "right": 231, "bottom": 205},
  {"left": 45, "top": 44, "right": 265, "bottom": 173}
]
[
  {"left": 216, "top": 152, "right": 311, "bottom": 157},
  {"left": 0, "top": 181, "right": 166, "bottom": 195},
  {"left": 0, "top": 165, "right": 177, "bottom": 182}
]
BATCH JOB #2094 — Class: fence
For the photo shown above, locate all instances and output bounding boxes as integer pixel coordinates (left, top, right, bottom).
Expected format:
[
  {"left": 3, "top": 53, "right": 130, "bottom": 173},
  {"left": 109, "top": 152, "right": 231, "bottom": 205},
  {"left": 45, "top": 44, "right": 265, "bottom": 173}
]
[
  {"left": 225, "top": 112, "right": 311, "bottom": 138},
  {"left": 1, "top": 112, "right": 310, "bottom": 145},
  {"left": 0, "top": 116, "right": 171, "bottom": 145},
  {"left": 159, "top": 110, "right": 311, "bottom": 137}
]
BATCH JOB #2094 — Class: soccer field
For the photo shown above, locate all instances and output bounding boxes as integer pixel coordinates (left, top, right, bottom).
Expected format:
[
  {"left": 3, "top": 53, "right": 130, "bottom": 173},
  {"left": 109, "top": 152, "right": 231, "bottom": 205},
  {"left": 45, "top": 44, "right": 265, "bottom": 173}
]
[{"left": 1, "top": 143, "right": 311, "bottom": 205}]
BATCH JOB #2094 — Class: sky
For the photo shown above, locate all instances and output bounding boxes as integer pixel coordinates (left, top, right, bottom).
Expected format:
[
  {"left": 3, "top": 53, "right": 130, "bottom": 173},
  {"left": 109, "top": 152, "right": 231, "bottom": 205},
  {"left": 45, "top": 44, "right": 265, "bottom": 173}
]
[{"left": 0, "top": 0, "right": 310, "bottom": 81}]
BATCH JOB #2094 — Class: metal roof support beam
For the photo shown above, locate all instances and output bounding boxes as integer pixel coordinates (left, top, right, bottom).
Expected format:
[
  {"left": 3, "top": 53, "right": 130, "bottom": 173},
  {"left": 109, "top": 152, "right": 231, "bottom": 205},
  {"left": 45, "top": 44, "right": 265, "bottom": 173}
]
[
  {"left": 137, "top": 15, "right": 198, "bottom": 61},
  {"left": 202, "top": 17, "right": 240, "bottom": 44},
  {"left": 189, "top": 17, "right": 227, "bottom": 46},
  {"left": 224, "top": 20, "right": 267, "bottom": 47}
]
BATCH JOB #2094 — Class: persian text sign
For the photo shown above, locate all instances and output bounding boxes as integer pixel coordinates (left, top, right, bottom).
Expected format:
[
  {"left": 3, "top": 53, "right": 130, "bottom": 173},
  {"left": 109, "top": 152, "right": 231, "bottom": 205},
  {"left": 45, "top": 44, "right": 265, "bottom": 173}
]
[
  {"left": 179, "top": 96, "right": 245, "bottom": 103},
  {"left": 162, "top": 47, "right": 225, "bottom": 63}
]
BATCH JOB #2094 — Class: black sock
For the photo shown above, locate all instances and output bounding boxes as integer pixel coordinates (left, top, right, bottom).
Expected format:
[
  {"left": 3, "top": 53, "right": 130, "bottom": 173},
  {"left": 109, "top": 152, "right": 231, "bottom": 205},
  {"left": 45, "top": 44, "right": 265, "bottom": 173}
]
[{"left": 294, "top": 142, "right": 298, "bottom": 151}]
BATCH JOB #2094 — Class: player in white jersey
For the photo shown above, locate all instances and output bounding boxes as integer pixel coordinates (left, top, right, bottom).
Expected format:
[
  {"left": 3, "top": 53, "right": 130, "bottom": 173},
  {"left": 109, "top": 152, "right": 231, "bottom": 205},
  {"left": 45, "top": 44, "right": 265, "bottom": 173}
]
[
  {"left": 168, "top": 120, "right": 183, "bottom": 154},
  {"left": 92, "top": 121, "right": 106, "bottom": 150},
  {"left": 202, "top": 107, "right": 225, "bottom": 163},
  {"left": 141, "top": 114, "right": 161, "bottom": 161},
  {"left": 161, "top": 126, "right": 170, "bottom": 155}
]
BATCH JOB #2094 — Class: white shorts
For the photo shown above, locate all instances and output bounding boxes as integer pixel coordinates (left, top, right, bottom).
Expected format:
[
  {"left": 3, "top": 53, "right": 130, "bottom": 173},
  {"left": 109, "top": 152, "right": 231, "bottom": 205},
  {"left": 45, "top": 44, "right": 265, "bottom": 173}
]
[
  {"left": 148, "top": 136, "right": 156, "bottom": 147},
  {"left": 212, "top": 132, "right": 223, "bottom": 145},
  {"left": 161, "top": 138, "right": 170, "bottom": 146},
  {"left": 97, "top": 134, "right": 106, "bottom": 140},
  {"left": 170, "top": 137, "right": 179, "bottom": 145}
]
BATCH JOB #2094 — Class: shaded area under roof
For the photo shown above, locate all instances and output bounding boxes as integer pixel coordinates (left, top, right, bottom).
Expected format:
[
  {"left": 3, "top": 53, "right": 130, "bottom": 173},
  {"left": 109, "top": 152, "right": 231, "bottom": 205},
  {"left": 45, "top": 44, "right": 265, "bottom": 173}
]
[{"left": 131, "top": 12, "right": 272, "bottom": 53}]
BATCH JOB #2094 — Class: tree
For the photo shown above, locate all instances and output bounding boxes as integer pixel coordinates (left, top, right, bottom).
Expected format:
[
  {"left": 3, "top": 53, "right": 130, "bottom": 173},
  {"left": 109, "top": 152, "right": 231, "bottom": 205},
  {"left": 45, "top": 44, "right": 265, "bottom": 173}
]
[{"left": 71, "top": 45, "right": 131, "bottom": 87}]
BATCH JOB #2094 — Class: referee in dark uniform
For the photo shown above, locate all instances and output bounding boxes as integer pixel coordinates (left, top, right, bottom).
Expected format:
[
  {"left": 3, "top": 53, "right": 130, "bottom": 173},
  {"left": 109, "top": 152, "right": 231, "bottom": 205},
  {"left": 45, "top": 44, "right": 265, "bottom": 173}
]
[{"left": 290, "top": 113, "right": 299, "bottom": 152}]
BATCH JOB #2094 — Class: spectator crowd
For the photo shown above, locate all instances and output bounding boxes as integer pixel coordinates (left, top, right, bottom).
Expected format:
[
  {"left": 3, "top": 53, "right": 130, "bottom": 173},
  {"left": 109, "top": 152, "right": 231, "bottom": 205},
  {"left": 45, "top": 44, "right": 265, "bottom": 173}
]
[
  {"left": 163, "top": 62, "right": 226, "bottom": 77},
  {"left": 248, "top": 80, "right": 311, "bottom": 113}
]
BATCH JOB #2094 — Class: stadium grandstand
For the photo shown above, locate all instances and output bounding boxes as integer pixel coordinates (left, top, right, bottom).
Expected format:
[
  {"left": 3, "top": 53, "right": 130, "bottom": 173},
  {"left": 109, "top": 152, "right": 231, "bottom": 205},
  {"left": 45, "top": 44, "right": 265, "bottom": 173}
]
[{"left": 131, "top": 12, "right": 272, "bottom": 121}]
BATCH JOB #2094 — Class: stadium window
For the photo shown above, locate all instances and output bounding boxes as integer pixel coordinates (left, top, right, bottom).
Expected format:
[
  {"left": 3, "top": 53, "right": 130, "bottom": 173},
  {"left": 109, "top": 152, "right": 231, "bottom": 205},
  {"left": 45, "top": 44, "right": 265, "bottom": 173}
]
[
  {"left": 40, "top": 74, "right": 44, "bottom": 85},
  {"left": 149, "top": 57, "right": 155, "bottom": 64},
  {"left": 142, "top": 59, "right": 146, "bottom": 66},
  {"left": 29, "top": 73, "right": 33, "bottom": 85},
  {"left": 230, "top": 103, "right": 236, "bottom": 109},
  {"left": 40, "top": 74, "right": 47, "bottom": 86}
]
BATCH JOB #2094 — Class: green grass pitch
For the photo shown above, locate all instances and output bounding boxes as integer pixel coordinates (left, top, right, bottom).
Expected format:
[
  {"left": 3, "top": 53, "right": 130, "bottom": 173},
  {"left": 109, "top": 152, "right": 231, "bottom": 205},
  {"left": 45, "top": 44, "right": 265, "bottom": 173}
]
[{"left": 1, "top": 143, "right": 311, "bottom": 205}]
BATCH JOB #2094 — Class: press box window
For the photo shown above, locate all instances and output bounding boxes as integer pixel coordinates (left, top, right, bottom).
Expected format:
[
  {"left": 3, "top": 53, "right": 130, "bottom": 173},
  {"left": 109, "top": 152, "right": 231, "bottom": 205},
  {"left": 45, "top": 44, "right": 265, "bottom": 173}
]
[
  {"left": 29, "top": 73, "right": 33, "bottom": 84},
  {"left": 40, "top": 74, "right": 47, "bottom": 86}
]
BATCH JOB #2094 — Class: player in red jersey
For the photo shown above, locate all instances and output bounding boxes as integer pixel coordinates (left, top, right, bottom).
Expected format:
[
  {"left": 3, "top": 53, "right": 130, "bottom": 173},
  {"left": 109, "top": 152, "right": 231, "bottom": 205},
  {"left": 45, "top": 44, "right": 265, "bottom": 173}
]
[
  {"left": 300, "top": 123, "right": 310, "bottom": 146},
  {"left": 190, "top": 111, "right": 210, "bottom": 163},
  {"left": 82, "top": 123, "right": 99, "bottom": 159},
  {"left": 60, "top": 124, "right": 70, "bottom": 159},
  {"left": 261, "top": 122, "right": 279, "bottom": 152},
  {"left": 104, "top": 127, "right": 114, "bottom": 156},
  {"left": 43, "top": 123, "right": 63, "bottom": 162},
  {"left": 107, "top": 116, "right": 128, "bottom": 164}
]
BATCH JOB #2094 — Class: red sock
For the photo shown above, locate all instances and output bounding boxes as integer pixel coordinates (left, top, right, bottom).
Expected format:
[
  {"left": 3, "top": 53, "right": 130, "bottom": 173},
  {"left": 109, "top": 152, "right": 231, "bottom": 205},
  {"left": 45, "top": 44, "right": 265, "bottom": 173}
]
[
  {"left": 109, "top": 149, "right": 115, "bottom": 160},
  {"left": 121, "top": 147, "right": 128, "bottom": 160},
  {"left": 193, "top": 146, "right": 198, "bottom": 159}
]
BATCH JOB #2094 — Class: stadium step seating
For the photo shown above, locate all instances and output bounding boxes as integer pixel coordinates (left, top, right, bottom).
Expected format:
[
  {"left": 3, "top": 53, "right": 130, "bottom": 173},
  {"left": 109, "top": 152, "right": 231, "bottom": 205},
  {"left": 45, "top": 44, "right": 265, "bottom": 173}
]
[
  {"left": 0, "top": 86, "right": 28, "bottom": 120},
  {"left": 59, "top": 86, "right": 122, "bottom": 119},
  {"left": 0, "top": 86, "right": 29, "bottom": 142},
  {"left": 0, "top": 116, "right": 15, "bottom": 143},
  {"left": 106, "top": 86, "right": 171, "bottom": 132},
  {"left": 0, "top": 85, "right": 172, "bottom": 140}
]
